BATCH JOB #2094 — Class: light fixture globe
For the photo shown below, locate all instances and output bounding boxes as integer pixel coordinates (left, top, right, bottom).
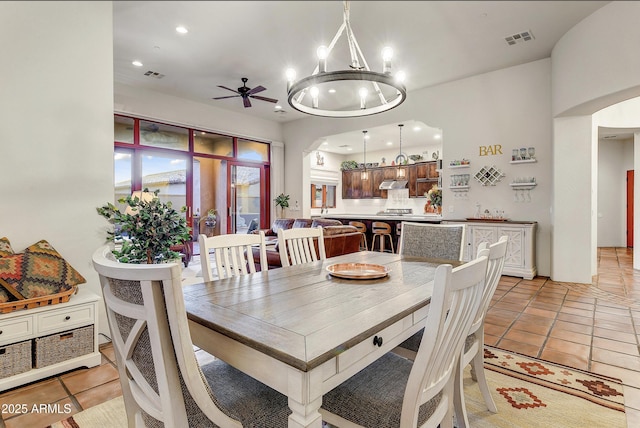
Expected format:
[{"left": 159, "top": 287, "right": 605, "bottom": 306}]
[{"left": 286, "top": 1, "right": 407, "bottom": 118}]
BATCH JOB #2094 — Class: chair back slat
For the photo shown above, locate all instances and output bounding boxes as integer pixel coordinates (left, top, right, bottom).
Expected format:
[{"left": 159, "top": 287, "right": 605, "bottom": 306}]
[
  {"left": 277, "top": 226, "right": 326, "bottom": 267},
  {"left": 199, "top": 231, "right": 268, "bottom": 281}
]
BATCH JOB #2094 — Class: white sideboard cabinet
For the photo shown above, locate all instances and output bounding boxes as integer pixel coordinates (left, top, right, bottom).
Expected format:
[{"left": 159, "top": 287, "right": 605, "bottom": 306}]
[
  {"left": 0, "top": 286, "right": 101, "bottom": 392},
  {"left": 443, "top": 220, "right": 537, "bottom": 279}
]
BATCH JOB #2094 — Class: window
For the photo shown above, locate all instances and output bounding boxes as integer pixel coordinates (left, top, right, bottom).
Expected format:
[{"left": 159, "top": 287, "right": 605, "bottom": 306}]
[
  {"left": 112, "top": 115, "right": 273, "bottom": 237},
  {"left": 311, "top": 184, "right": 336, "bottom": 208},
  {"left": 139, "top": 120, "right": 189, "bottom": 151},
  {"left": 194, "top": 131, "right": 233, "bottom": 156},
  {"left": 237, "top": 139, "right": 269, "bottom": 162}
]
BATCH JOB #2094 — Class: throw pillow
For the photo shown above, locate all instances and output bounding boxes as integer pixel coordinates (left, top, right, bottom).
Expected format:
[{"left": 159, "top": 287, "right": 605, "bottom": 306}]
[
  {"left": 0, "top": 240, "right": 86, "bottom": 299},
  {"left": 0, "top": 286, "right": 12, "bottom": 303},
  {"left": 0, "top": 237, "right": 14, "bottom": 258}
]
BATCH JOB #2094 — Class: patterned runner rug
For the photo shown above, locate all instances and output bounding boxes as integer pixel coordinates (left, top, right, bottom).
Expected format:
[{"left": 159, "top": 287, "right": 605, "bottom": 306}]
[
  {"left": 465, "top": 345, "right": 626, "bottom": 427},
  {"left": 49, "top": 346, "right": 626, "bottom": 427}
]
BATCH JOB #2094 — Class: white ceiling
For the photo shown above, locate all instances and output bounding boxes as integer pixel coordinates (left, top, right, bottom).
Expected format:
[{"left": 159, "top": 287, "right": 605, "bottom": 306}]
[{"left": 113, "top": 1, "right": 610, "bottom": 151}]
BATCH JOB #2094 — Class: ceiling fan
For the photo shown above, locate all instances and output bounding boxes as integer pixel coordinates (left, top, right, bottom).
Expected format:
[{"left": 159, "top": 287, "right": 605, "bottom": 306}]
[{"left": 213, "top": 77, "right": 278, "bottom": 108}]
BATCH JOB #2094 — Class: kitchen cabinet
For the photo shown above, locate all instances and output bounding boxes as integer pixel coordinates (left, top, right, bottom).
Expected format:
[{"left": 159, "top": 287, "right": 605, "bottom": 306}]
[
  {"left": 443, "top": 220, "right": 537, "bottom": 279},
  {"left": 371, "top": 169, "right": 386, "bottom": 198},
  {"left": 342, "top": 169, "right": 372, "bottom": 199},
  {"left": 415, "top": 162, "right": 438, "bottom": 196},
  {"left": 342, "top": 162, "right": 439, "bottom": 200}
]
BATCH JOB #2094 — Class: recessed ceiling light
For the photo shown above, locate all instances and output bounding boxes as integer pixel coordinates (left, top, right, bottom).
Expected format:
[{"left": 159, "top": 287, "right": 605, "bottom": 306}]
[
  {"left": 132, "top": 60, "right": 143, "bottom": 67},
  {"left": 176, "top": 26, "right": 188, "bottom": 34},
  {"left": 386, "top": 141, "right": 393, "bottom": 146},
  {"left": 328, "top": 89, "right": 336, "bottom": 94},
  {"left": 364, "top": 134, "right": 370, "bottom": 140},
  {"left": 274, "top": 105, "right": 282, "bottom": 110},
  {"left": 346, "top": 147, "right": 353, "bottom": 151},
  {"left": 434, "top": 134, "right": 441, "bottom": 140},
  {"left": 322, "top": 141, "right": 329, "bottom": 145},
  {"left": 413, "top": 126, "right": 421, "bottom": 132}
]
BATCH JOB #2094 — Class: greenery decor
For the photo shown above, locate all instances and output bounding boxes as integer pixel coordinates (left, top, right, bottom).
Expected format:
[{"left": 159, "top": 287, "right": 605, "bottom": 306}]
[
  {"left": 427, "top": 184, "right": 442, "bottom": 208},
  {"left": 204, "top": 208, "right": 218, "bottom": 228},
  {"left": 274, "top": 193, "right": 290, "bottom": 218},
  {"left": 97, "top": 189, "right": 191, "bottom": 264},
  {"left": 340, "top": 160, "right": 359, "bottom": 170}
]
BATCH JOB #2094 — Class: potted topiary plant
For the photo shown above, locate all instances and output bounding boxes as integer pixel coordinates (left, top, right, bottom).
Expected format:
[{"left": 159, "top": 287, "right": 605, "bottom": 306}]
[
  {"left": 274, "top": 193, "right": 290, "bottom": 218},
  {"left": 97, "top": 189, "right": 191, "bottom": 264}
]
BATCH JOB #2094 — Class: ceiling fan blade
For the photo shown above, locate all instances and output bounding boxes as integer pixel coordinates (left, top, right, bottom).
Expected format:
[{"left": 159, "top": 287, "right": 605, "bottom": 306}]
[
  {"left": 243, "top": 97, "right": 252, "bottom": 108},
  {"left": 217, "top": 85, "right": 239, "bottom": 94},
  {"left": 251, "top": 95, "right": 278, "bottom": 103},
  {"left": 213, "top": 95, "right": 241, "bottom": 100},
  {"left": 246, "top": 85, "right": 266, "bottom": 95}
]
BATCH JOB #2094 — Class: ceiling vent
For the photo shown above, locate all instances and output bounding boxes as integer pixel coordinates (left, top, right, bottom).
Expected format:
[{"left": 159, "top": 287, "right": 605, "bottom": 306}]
[
  {"left": 505, "top": 30, "right": 534, "bottom": 46},
  {"left": 144, "top": 70, "right": 165, "bottom": 79}
]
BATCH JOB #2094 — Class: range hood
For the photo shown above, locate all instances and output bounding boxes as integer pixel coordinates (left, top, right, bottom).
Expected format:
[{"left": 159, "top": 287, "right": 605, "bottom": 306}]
[{"left": 379, "top": 180, "right": 408, "bottom": 190}]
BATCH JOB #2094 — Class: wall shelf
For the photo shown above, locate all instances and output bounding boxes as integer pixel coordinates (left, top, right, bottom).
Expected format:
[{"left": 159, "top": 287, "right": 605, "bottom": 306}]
[
  {"left": 449, "top": 185, "right": 469, "bottom": 190},
  {"left": 509, "top": 182, "right": 537, "bottom": 189},
  {"left": 510, "top": 159, "right": 537, "bottom": 164},
  {"left": 448, "top": 164, "right": 470, "bottom": 169}
]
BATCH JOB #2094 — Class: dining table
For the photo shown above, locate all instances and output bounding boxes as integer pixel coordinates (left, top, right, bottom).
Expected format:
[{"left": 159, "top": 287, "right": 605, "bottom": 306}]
[{"left": 183, "top": 250, "right": 460, "bottom": 428}]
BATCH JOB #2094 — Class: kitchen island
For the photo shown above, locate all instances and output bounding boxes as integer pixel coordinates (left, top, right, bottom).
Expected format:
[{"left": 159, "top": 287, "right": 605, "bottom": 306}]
[{"left": 319, "top": 214, "right": 441, "bottom": 252}]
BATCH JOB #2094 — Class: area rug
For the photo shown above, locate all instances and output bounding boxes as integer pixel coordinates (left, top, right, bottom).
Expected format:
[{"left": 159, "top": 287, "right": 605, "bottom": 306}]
[
  {"left": 49, "top": 347, "right": 627, "bottom": 428},
  {"left": 49, "top": 396, "right": 127, "bottom": 428},
  {"left": 465, "top": 346, "right": 627, "bottom": 428}
]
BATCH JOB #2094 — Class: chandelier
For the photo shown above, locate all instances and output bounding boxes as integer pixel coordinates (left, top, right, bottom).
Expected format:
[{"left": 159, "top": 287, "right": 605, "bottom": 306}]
[{"left": 285, "top": 1, "right": 407, "bottom": 118}]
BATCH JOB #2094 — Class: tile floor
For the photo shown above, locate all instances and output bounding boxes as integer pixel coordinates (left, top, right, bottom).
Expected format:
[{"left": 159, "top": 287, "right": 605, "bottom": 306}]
[{"left": 1, "top": 247, "right": 639, "bottom": 427}]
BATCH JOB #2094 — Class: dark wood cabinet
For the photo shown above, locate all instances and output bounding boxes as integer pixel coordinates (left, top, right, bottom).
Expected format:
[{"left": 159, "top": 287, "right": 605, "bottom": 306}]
[
  {"left": 371, "top": 169, "right": 386, "bottom": 198},
  {"left": 342, "top": 162, "right": 439, "bottom": 200},
  {"left": 415, "top": 161, "right": 439, "bottom": 196}
]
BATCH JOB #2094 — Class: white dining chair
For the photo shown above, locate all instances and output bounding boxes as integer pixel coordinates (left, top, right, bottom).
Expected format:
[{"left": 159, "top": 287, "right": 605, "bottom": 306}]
[
  {"left": 393, "top": 222, "right": 467, "bottom": 358},
  {"left": 397, "top": 222, "right": 466, "bottom": 261},
  {"left": 320, "top": 254, "right": 488, "bottom": 428},
  {"left": 92, "top": 245, "right": 289, "bottom": 428},
  {"left": 277, "top": 226, "right": 326, "bottom": 267},
  {"left": 453, "top": 235, "right": 508, "bottom": 428},
  {"left": 198, "top": 231, "right": 268, "bottom": 281}
]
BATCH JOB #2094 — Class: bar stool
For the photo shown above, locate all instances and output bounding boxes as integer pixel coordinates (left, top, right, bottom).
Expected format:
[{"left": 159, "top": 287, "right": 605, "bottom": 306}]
[
  {"left": 371, "top": 222, "right": 394, "bottom": 253},
  {"left": 349, "top": 221, "right": 368, "bottom": 251}
]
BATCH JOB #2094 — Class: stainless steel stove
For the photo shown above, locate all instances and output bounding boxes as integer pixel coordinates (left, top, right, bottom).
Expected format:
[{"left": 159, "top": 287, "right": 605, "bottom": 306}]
[{"left": 376, "top": 208, "right": 413, "bottom": 216}]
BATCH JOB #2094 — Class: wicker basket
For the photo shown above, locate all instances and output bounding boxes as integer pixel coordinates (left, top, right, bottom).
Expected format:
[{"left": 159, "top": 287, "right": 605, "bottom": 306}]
[
  {"left": 0, "top": 340, "right": 32, "bottom": 378},
  {"left": 34, "top": 325, "right": 94, "bottom": 369},
  {"left": 0, "top": 286, "right": 77, "bottom": 314}
]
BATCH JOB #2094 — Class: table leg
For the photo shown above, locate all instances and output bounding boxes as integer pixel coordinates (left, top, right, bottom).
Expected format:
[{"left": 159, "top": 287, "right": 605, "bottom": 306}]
[{"left": 288, "top": 397, "right": 323, "bottom": 428}]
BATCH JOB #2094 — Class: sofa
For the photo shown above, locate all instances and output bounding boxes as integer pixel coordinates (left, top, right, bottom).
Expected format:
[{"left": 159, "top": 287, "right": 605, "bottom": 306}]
[{"left": 251, "top": 218, "right": 362, "bottom": 269}]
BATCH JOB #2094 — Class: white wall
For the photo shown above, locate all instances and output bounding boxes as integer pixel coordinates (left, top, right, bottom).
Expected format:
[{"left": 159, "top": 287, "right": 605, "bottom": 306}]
[
  {"left": 551, "top": 1, "right": 640, "bottom": 117},
  {"left": 284, "top": 59, "right": 553, "bottom": 277},
  {"left": 0, "top": 2, "right": 114, "bottom": 338},
  {"left": 115, "top": 82, "right": 283, "bottom": 144},
  {"left": 597, "top": 138, "right": 633, "bottom": 247},
  {"left": 593, "top": 97, "right": 640, "bottom": 266},
  {"left": 550, "top": 1, "right": 640, "bottom": 282}
]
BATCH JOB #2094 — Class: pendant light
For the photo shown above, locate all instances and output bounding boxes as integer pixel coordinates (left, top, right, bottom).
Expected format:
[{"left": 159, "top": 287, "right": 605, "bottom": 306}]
[
  {"left": 396, "top": 124, "right": 405, "bottom": 178},
  {"left": 361, "top": 130, "right": 369, "bottom": 180}
]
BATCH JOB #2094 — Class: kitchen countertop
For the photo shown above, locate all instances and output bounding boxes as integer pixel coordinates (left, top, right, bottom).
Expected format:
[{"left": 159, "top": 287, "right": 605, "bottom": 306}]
[{"left": 320, "top": 214, "right": 442, "bottom": 222}]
